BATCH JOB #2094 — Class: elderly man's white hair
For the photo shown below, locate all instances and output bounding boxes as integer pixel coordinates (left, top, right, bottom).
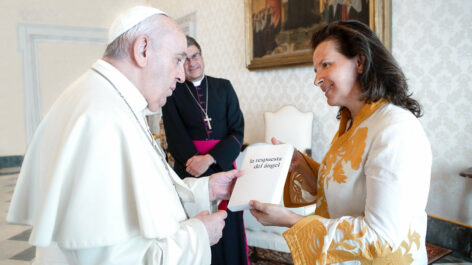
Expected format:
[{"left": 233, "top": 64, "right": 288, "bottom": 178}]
[{"left": 104, "top": 6, "right": 168, "bottom": 59}]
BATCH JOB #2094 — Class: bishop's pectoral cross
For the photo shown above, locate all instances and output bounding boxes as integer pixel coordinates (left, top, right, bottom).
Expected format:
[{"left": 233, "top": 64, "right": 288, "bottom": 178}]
[{"left": 204, "top": 113, "right": 212, "bottom": 130}]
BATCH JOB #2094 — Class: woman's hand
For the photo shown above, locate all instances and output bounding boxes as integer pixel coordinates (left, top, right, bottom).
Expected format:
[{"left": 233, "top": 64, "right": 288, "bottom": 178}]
[
  {"left": 270, "top": 137, "right": 284, "bottom": 145},
  {"left": 249, "top": 200, "right": 303, "bottom": 228},
  {"left": 271, "top": 137, "right": 315, "bottom": 184},
  {"left": 271, "top": 137, "right": 304, "bottom": 168}
]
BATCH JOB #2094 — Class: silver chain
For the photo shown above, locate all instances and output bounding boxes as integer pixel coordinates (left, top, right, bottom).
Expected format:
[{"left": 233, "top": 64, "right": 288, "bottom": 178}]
[
  {"left": 91, "top": 68, "right": 190, "bottom": 218},
  {"left": 184, "top": 76, "right": 212, "bottom": 129},
  {"left": 91, "top": 68, "right": 174, "bottom": 181}
]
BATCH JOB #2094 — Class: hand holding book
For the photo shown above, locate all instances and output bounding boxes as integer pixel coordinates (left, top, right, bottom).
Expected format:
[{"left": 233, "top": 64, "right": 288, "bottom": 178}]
[
  {"left": 228, "top": 143, "right": 294, "bottom": 211},
  {"left": 209, "top": 169, "right": 243, "bottom": 201},
  {"left": 272, "top": 137, "right": 318, "bottom": 193},
  {"left": 249, "top": 200, "right": 303, "bottom": 228}
]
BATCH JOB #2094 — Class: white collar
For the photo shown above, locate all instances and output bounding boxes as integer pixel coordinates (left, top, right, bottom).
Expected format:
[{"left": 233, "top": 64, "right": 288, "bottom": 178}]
[
  {"left": 191, "top": 75, "right": 205, "bottom": 87},
  {"left": 92, "top": 59, "right": 149, "bottom": 116}
]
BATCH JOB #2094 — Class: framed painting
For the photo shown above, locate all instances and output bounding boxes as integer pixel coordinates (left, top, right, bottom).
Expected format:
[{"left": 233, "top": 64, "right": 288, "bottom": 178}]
[{"left": 245, "top": 0, "right": 391, "bottom": 70}]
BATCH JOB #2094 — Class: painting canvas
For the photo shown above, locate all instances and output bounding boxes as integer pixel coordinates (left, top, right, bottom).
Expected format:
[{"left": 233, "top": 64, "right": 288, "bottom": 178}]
[{"left": 245, "top": 0, "right": 391, "bottom": 70}]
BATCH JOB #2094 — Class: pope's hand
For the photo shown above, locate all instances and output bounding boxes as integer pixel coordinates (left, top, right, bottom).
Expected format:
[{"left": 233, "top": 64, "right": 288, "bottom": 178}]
[
  {"left": 194, "top": 210, "right": 227, "bottom": 246},
  {"left": 249, "top": 200, "right": 303, "bottom": 228},
  {"left": 186, "top": 154, "right": 215, "bottom": 177},
  {"left": 209, "top": 169, "right": 243, "bottom": 201}
]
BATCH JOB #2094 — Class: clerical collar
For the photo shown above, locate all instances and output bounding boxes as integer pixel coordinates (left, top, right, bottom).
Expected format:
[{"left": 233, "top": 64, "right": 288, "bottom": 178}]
[{"left": 190, "top": 75, "right": 205, "bottom": 87}]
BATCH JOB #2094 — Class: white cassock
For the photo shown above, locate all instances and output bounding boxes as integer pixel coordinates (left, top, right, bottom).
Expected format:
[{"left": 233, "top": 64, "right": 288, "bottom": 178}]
[{"left": 7, "top": 59, "right": 216, "bottom": 265}]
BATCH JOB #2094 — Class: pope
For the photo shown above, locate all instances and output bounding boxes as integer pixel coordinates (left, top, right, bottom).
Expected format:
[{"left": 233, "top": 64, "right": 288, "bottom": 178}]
[{"left": 7, "top": 6, "right": 242, "bottom": 265}]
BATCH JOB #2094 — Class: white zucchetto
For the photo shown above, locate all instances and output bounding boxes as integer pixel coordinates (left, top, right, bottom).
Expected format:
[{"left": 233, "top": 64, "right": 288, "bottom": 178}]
[{"left": 108, "top": 6, "right": 167, "bottom": 44}]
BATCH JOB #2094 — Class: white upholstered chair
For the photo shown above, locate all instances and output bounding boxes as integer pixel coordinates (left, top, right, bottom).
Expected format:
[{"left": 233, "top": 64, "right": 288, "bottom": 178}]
[
  {"left": 240, "top": 105, "right": 316, "bottom": 256},
  {"left": 264, "top": 105, "right": 313, "bottom": 156}
]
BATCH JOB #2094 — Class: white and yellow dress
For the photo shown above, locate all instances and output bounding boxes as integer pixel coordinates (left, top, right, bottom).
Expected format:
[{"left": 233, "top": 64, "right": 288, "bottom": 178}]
[{"left": 283, "top": 100, "right": 432, "bottom": 265}]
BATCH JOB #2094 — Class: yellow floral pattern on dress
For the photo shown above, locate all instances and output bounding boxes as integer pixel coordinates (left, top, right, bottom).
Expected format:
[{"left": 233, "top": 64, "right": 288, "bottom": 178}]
[
  {"left": 314, "top": 101, "right": 386, "bottom": 219},
  {"left": 284, "top": 154, "right": 320, "bottom": 208},
  {"left": 315, "top": 125, "right": 368, "bottom": 218},
  {"left": 283, "top": 100, "right": 425, "bottom": 265},
  {"left": 286, "top": 171, "right": 317, "bottom": 205},
  {"left": 284, "top": 216, "right": 422, "bottom": 265},
  {"left": 315, "top": 159, "right": 330, "bottom": 217},
  {"left": 284, "top": 216, "right": 328, "bottom": 264},
  {"left": 330, "top": 127, "right": 368, "bottom": 184}
]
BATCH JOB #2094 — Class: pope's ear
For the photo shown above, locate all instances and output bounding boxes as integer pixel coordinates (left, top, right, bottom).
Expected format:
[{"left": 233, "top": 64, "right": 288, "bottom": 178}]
[{"left": 132, "top": 35, "right": 150, "bottom": 68}]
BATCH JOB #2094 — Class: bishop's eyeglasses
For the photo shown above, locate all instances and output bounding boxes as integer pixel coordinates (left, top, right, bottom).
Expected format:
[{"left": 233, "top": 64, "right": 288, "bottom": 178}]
[{"left": 185, "top": 52, "right": 201, "bottom": 63}]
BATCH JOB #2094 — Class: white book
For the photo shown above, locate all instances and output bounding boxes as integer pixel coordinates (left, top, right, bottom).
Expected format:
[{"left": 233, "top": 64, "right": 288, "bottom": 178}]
[{"left": 228, "top": 143, "right": 294, "bottom": 212}]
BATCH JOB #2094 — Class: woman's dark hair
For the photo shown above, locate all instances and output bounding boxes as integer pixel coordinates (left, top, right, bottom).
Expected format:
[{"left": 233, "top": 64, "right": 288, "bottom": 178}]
[{"left": 311, "top": 20, "right": 422, "bottom": 118}]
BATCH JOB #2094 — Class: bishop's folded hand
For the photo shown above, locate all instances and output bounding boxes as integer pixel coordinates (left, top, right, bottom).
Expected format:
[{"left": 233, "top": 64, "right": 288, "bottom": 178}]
[
  {"left": 194, "top": 210, "right": 227, "bottom": 246},
  {"left": 186, "top": 154, "right": 215, "bottom": 177},
  {"left": 208, "top": 169, "right": 243, "bottom": 201}
]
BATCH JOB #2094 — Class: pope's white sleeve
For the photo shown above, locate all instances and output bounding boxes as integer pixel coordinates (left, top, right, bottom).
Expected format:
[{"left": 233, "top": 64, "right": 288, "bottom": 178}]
[
  {"left": 182, "top": 176, "right": 219, "bottom": 215},
  {"left": 60, "top": 218, "right": 211, "bottom": 265}
]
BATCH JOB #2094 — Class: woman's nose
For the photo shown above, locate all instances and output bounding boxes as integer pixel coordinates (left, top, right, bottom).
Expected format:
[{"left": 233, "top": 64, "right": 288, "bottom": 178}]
[{"left": 314, "top": 75, "right": 323, "bottom": 87}]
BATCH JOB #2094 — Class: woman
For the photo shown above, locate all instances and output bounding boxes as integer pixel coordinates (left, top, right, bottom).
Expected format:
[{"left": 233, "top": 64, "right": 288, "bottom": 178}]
[{"left": 250, "top": 20, "right": 432, "bottom": 264}]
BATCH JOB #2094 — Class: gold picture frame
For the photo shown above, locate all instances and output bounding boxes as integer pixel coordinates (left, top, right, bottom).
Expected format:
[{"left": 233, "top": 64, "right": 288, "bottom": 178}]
[{"left": 245, "top": 0, "right": 392, "bottom": 71}]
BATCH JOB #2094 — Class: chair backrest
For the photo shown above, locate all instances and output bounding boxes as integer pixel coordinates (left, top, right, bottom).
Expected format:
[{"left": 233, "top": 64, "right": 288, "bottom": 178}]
[{"left": 264, "top": 105, "right": 313, "bottom": 154}]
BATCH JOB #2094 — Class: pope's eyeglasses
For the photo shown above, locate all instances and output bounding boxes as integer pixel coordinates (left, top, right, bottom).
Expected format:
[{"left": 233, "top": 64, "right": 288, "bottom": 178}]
[{"left": 185, "top": 52, "right": 201, "bottom": 63}]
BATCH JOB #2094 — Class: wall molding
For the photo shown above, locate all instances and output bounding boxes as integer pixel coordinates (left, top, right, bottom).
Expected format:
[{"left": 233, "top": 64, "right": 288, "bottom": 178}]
[
  {"left": 0, "top": 156, "right": 23, "bottom": 169},
  {"left": 17, "top": 23, "right": 107, "bottom": 144},
  {"left": 176, "top": 12, "right": 197, "bottom": 37}
]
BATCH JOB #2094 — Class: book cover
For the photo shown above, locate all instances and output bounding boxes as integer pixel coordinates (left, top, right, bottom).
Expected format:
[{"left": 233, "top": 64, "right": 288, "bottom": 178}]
[{"left": 228, "top": 143, "right": 294, "bottom": 212}]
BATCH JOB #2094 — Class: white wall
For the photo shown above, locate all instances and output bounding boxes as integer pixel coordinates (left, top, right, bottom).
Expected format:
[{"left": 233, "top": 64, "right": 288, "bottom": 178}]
[
  {"left": 1, "top": 0, "right": 471, "bottom": 225},
  {"left": 152, "top": 0, "right": 472, "bottom": 225},
  {"left": 0, "top": 0, "right": 145, "bottom": 155},
  {"left": 392, "top": 1, "right": 472, "bottom": 226}
]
